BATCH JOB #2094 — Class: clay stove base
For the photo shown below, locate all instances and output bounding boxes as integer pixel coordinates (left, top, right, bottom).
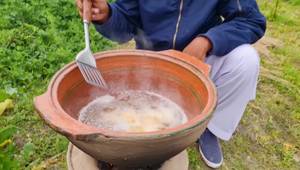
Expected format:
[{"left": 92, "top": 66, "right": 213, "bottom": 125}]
[{"left": 67, "top": 143, "right": 189, "bottom": 170}]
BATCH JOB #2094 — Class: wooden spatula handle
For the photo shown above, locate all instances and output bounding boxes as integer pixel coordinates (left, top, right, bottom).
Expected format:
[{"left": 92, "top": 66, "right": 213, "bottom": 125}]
[{"left": 83, "top": 0, "right": 92, "bottom": 22}]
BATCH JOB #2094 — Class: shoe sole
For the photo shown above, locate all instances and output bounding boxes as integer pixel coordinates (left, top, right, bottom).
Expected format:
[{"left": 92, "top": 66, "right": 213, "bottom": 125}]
[{"left": 198, "top": 145, "right": 223, "bottom": 169}]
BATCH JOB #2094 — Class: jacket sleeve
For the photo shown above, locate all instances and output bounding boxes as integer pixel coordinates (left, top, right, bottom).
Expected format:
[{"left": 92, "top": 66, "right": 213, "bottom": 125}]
[
  {"left": 201, "top": 0, "right": 266, "bottom": 56},
  {"left": 93, "top": 0, "right": 140, "bottom": 43}
]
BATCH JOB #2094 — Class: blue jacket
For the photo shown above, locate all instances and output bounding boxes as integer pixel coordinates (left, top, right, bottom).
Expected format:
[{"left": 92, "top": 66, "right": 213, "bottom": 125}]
[{"left": 95, "top": 0, "right": 266, "bottom": 56}]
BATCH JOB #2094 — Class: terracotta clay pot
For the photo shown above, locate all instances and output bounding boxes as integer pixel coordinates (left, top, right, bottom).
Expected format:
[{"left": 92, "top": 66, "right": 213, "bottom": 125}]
[{"left": 34, "top": 50, "right": 217, "bottom": 168}]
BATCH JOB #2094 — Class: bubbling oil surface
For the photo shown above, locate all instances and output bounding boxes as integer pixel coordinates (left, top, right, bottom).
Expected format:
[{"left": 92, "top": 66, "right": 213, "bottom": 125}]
[{"left": 78, "top": 90, "right": 187, "bottom": 132}]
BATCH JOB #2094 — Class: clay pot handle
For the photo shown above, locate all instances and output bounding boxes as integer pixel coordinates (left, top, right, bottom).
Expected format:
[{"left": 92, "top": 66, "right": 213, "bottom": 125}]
[
  {"left": 159, "top": 50, "right": 211, "bottom": 77},
  {"left": 34, "top": 92, "right": 97, "bottom": 138},
  {"left": 83, "top": 0, "right": 92, "bottom": 22},
  {"left": 34, "top": 92, "right": 69, "bottom": 135}
]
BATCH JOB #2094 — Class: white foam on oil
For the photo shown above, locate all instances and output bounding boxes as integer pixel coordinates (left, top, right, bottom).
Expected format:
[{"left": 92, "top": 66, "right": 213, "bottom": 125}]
[{"left": 78, "top": 90, "right": 187, "bottom": 132}]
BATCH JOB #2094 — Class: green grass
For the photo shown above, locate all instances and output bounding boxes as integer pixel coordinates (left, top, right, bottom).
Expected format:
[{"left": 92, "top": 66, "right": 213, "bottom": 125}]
[
  {"left": 1, "top": 0, "right": 300, "bottom": 169},
  {"left": 0, "top": 0, "right": 114, "bottom": 169}
]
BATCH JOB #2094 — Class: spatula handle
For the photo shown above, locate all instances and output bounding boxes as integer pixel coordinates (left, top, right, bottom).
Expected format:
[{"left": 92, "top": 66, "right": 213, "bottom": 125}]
[{"left": 83, "top": 0, "right": 92, "bottom": 22}]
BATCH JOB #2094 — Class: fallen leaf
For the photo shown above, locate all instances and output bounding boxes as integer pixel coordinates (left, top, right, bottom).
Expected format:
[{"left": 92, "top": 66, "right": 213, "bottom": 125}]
[
  {"left": 0, "top": 139, "right": 12, "bottom": 148},
  {"left": 283, "top": 143, "right": 294, "bottom": 151},
  {"left": 0, "top": 99, "right": 14, "bottom": 115}
]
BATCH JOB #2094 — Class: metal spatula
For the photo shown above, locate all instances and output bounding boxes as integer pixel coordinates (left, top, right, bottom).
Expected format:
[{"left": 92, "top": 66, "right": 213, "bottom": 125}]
[{"left": 76, "top": 0, "right": 108, "bottom": 88}]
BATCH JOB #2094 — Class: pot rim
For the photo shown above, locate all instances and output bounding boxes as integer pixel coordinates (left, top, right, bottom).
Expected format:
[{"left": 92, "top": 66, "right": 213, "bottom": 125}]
[{"left": 36, "top": 49, "right": 217, "bottom": 141}]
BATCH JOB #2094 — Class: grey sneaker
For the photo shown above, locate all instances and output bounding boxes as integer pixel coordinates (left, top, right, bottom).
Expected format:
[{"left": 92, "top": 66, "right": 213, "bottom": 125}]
[{"left": 198, "top": 128, "right": 223, "bottom": 168}]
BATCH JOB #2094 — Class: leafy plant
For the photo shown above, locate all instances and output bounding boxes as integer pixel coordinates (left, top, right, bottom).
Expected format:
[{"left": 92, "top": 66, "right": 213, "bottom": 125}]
[
  {"left": 0, "top": 126, "right": 19, "bottom": 170},
  {"left": 0, "top": 0, "right": 114, "bottom": 168}
]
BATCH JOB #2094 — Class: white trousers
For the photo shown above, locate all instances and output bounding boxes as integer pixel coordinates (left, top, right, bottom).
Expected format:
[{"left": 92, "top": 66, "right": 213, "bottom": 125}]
[{"left": 205, "top": 44, "right": 260, "bottom": 141}]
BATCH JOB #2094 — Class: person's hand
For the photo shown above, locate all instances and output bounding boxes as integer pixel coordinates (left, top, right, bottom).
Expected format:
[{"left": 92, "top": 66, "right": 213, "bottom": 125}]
[
  {"left": 183, "top": 37, "right": 212, "bottom": 62},
  {"left": 76, "top": 0, "right": 110, "bottom": 24}
]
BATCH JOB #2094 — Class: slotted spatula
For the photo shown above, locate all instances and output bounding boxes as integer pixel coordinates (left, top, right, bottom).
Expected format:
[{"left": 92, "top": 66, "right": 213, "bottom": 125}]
[{"left": 76, "top": 0, "right": 108, "bottom": 88}]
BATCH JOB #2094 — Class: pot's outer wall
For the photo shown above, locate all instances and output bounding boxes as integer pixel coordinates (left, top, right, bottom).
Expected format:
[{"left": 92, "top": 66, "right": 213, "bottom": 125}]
[
  {"left": 70, "top": 121, "right": 208, "bottom": 168},
  {"left": 34, "top": 50, "right": 217, "bottom": 168}
]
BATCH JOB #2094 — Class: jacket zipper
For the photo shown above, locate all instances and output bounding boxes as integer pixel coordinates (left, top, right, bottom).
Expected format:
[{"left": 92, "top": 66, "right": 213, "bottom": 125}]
[
  {"left": 237, "top": 0, "right": 242, "bottom": 12},
  {"left": 172, "top": 0, "right": 240, "bottom": 49},
  {"left": 172, "top": 0, "right": 184, "bottom": 49}
]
